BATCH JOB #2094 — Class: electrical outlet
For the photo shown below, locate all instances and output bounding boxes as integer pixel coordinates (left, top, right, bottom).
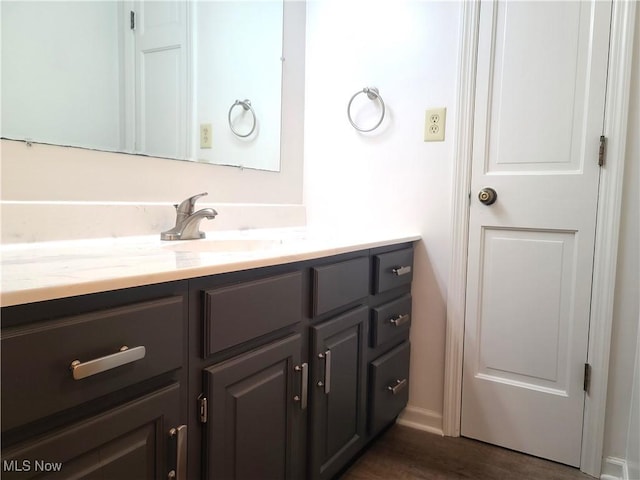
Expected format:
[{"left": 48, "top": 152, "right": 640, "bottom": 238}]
[
  {"left": 424, "top": 107, "right": 446, "bottom": 142},
  {"left": 200, "top": 123, "right": 212, "bottom": 149}
]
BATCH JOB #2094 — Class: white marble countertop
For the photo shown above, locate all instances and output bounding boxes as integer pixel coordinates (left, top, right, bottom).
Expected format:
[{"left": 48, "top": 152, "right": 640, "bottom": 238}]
[{"left": 0, "top": 228, "right": 420, "bottom": 307}]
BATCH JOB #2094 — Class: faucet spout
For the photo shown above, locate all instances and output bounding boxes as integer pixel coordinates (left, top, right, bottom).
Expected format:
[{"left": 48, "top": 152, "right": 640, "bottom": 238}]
[
  {"left": 161, "top": 195, "right": 218, "bottom": 241},
  {"left": 179, "top": 208, "right": 218, "bottom": 240}
]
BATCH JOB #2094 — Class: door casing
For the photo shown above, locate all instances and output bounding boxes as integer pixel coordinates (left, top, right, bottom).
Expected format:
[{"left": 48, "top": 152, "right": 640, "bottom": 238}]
[{"left": 443, "top": 0, "right": 637, "bottom": 476}]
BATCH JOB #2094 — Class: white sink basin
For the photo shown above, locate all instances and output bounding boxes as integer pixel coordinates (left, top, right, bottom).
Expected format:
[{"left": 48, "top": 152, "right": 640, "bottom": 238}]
[{"left": 160, "top": 237, "right": 292, "bottom": 253}]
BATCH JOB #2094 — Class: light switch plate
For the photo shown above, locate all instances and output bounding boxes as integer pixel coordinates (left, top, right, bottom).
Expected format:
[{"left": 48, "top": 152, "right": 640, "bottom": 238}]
[
  {"left": 200, "top": 124, "right": 212, "bottom": 149},
  {"left": 424, "top": 108, "right": 446, "bottom": 142}
]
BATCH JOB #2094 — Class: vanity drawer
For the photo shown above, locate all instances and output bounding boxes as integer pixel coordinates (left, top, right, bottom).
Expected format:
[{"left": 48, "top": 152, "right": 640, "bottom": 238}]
[
  {"left": 369, "top": 341, "right": 410, "bottom": 434},
  {"left": 371, "top": 294, "right": 412, "bottom": 347},
  {"left": 374, "top": 248, "right": 414, "bottom": 294},
  {"left": 204, "top": 272, "right": 302, "bottom": 357},
  {"left": 1, "top": 296, "right": 184, "bottom": 432},
  {"left": 312, "top": 256, "right": 370, "bottom": 316}
]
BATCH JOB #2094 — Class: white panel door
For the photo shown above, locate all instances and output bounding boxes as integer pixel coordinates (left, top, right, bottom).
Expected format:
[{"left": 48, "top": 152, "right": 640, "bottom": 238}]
[
  {"left": 461, "top": 0, "right": 611, "bottom": 467},
  {"left": 134, "top": 0, "right": 187, "bottom": 159}
]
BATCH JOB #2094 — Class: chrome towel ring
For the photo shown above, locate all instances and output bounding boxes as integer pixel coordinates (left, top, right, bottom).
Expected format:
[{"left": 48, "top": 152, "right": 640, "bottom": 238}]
[
  {"left": 228, "top": 99, "right": 257, "bottom": 138},
  {"left": 347, "top": 87, "right": 386, "bottom": 132}
]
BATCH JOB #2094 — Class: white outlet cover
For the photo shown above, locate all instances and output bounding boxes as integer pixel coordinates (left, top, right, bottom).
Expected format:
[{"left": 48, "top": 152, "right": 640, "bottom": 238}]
[{"left": 424, "top": 107, "right": 446, "bottom": 142}]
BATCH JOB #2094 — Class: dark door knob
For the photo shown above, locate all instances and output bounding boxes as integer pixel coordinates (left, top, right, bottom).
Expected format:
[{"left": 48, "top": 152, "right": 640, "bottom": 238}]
[{"left": 478, "top": 187, "right": 497, "bottom": 205}]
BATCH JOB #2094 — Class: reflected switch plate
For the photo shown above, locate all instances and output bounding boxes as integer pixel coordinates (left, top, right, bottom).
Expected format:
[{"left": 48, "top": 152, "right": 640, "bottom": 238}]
[{"left": 200, "top": 124, "right": 212, "bottom": 149}]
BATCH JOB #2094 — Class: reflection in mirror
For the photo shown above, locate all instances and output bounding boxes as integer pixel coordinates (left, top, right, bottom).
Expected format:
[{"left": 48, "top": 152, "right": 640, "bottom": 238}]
[{"left": 1, "top": 1, "right": 284, "bottom": 172}]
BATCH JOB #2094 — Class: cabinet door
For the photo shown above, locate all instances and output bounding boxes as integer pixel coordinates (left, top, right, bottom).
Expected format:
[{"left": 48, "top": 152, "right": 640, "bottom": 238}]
[
  {"left": 310, "top": 306, "right": 368, "bottom": 480},
  {"left": 203, "top": 334, "right": 304, "bottom": 480},
  {"left": 1, "top": 383, "right": 182, "bottom": 480}
]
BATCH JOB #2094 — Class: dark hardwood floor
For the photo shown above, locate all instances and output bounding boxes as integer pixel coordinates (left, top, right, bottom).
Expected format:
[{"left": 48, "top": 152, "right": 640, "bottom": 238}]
[{"left": 340, "top": 425, "right": 594, "bottom": 480}]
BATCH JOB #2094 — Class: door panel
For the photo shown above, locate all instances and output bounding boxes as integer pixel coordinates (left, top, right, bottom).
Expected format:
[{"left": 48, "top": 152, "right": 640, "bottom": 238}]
[
  {"left": 310, "top": 307, "right": 367, "bottom": 480},
  {"left": 462, "top": 0, "right": 611, "bottom": 467},
  {"left": 134, "top": 0, "right": 187, "bottom": 159},
  {"left": 484, "top": 2, "right": 589, "bottom": 173},
  {"left": 204, "top": 334, "right": 302, "bottom": 480},
  {"left": 477, "top": 228, "right": 575, "bottom": 391},
  {"left": 1, "top": 384, "right": 180, "bottom": 480}
]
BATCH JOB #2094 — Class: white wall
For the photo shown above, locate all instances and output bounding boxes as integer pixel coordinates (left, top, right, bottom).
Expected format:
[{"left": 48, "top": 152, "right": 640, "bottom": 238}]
[
  {"left": 303, "top": 0, "right": 461, "bottom": 427},
  {"left": 602, "top": 6, "right": 640, "bottom": 477}
]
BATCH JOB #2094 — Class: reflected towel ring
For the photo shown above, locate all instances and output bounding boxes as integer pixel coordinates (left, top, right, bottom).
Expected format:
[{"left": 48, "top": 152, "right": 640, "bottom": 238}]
[
  {"left": 228, "top": 99, "right": 257, "bottom": 138},
  {"left": 347, "top": 87, "right": 385, "bottom": 132}
]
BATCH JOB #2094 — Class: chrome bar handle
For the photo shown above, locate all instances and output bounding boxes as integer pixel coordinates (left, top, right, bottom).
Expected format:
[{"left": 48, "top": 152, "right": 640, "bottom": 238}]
[
  {"left": 70, "top": 346, "right": 145, "bottom": 380},
  {"left": 168, "top": 425, "right": 187, "bottom": 480},
  {"left": 387, "top": 378, "right": 408, "bottom": 395},
  {"left": 294, "top": 363, "right": 309, "bottom": 410},
  {"left": 324, "top": 350, "right": 331, "bottom": 395},
  {"left": 389, "top": 313, "right": 411, "bottom": 327},
  {"left": 392, "top": 266, "right": 412, "bottom": 276},
  {"left": 317, "top": 350, "right": 331, "bottom": 394}
]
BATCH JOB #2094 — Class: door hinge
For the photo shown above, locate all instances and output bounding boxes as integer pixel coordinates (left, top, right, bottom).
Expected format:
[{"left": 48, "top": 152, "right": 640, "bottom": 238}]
[
  {"left": 583, "top": 363, "right": 591, "bottom": 393},
  {"left": 130, "top": 10, "right": 136, "bottom": 30},
  {"left": 598, "top": 135, "right": 606, "bottom": 167},
  {"left": 198, "top": 394, "right": 207, "bottom": 424}
]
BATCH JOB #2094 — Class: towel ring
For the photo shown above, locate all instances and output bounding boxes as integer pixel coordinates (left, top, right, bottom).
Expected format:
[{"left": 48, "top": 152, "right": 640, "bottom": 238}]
[
  {"left": 228, "top": 99, "right": 257, "bottom": 138},
  {"left": 347, "top": 87, "right": 385, "bottom": 132}
]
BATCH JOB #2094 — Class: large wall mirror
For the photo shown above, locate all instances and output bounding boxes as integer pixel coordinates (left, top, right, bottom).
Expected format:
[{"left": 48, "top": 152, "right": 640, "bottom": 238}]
[{"left": 1, "top": 1, "right": 285, "bottom": 172}]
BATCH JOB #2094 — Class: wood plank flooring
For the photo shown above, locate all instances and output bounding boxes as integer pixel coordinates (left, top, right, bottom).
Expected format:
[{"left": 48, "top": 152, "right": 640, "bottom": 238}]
[{"left": 340, "top": 425, "right": 594, "bottom": 480}]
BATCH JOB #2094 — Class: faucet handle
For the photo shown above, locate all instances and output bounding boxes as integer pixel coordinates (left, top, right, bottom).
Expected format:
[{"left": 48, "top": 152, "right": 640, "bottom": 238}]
[{"left": 177, "top": 192, "right": 208, "bottom": 215}]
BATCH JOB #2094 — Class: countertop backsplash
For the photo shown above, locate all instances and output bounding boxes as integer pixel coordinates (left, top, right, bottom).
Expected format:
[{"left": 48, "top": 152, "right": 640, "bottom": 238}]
[{"left": 0, "top": 200, "right": 307, "bottom": 244}]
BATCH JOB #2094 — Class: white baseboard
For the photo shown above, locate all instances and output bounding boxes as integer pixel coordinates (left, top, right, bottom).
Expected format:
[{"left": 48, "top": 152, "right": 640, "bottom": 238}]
[
  {"left": 396, "top": 406, "right": 443, "bottom": 436},
  {"left": 600, "top": 457, "right": 629, "bottom": 480}
]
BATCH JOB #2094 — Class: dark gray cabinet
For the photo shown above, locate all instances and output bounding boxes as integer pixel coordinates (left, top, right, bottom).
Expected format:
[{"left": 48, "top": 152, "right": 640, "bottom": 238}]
[
  {"left": 2, "top": 383, "right": 181, "bottom": 480},
  {"left": 310, "top": 306, "right": 368, "bottom": 480},
  {"left": 2, "top": 296, "right": 184, "bottom": 431},
  {"left": 369, "top": 341, "right": 411, "bottom": 434},
  {"left": 203, "top": 334, "right": 304, "bottom": 480},
  {"left": 1, "top": 282, "right": 189, "bottom": 480},
  {"left": 367, "top": 247, "right": 414, "bottom": 440},
  {"left": 1, "top": 242, "right": 414, "bottom": 480},
  {"left": 203, "top": 272, "right": 303, "bottom": 357}
]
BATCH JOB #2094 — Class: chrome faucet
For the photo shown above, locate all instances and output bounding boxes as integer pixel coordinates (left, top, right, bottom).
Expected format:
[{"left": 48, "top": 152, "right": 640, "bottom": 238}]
[{"left": 161, "top": 192, "right": 218, "bottom": 240}]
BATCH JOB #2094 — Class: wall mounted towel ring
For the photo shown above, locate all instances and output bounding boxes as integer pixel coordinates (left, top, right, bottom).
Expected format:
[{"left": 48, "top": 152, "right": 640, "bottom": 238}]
[
  {"left": 228, "top": 99, "right": 257, "bottom": 138},
  {"left": 347, "top": 87, "right": 386, "bottom": 132}
]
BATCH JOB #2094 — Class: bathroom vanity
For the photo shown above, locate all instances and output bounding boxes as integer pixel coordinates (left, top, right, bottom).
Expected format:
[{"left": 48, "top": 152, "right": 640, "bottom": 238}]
[{"left": 0, "top": 232, "right": 417, "bottom": 480}]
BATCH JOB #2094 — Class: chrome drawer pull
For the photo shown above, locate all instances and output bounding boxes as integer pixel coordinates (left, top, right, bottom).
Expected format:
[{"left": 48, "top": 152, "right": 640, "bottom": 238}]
[
  {"left": 70, "top": 345, "right": 146, "bottom": 380},
  {"left": 392, "top": 265, "right": 412, "bottom": 276},
  {"left": 387, "top": 378, "right": 408, "bottom": 395},
  {"left": 317, "top": 350, "right": 331, "bottom": 394},
  {"left": 294, "top": 363, "right": 309, "bottom": 410},
  {"left": 325, "top": 350, "right": 331, "bottom": 395},
  {"left": 389, "top": 313, "right": 410, "bottom": 327},
  {"left": 168, "top": 425, "right": 187, "bottom": 480}
]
